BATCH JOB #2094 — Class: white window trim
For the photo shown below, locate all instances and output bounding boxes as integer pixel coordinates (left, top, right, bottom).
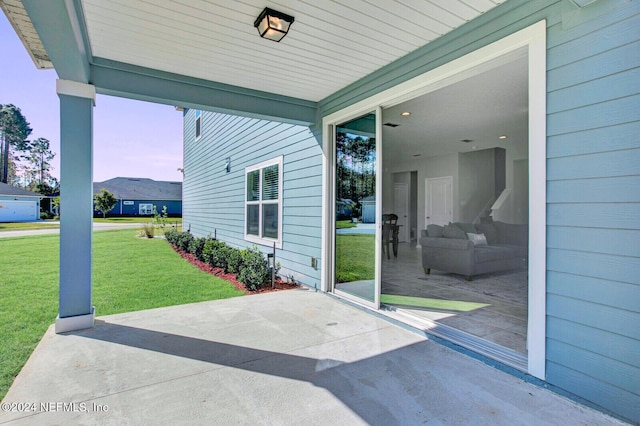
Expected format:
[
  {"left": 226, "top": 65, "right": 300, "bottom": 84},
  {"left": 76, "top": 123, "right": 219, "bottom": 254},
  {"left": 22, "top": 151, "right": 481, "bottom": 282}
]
[
  {"left": 195, "top": 109, "right": 202, "bottom": 141},
  {"left": 244, "top": 155, "right": 283, "bottom": 249},
  {"left": 321, "top": 20, "right": 546, "bottom": 380}
]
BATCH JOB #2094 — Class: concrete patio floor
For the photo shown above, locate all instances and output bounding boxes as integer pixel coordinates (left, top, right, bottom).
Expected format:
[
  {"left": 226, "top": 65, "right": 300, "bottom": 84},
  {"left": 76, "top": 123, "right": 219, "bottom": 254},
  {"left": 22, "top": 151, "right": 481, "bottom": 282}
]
[{"left": 0, "top": 289, "right": 625, "bottom": 425}]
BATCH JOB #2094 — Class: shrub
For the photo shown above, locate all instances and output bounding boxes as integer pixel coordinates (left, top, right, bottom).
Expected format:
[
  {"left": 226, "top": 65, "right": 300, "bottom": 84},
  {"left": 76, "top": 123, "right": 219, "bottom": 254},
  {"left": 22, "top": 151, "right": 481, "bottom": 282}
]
[
  {"left": 225, "top": 246, "right": 244, "bottom": 274},
  {"left": 40, "top": 211, "right": 54, "bottom": 220},
  {"left": 164, "top": 228, "right": 180, "bottom": 245},
  {"left": 175, "top": 232, "right": 194, "bottom": 252},
  {"left": 239, "top": 245, "right": 270, "bottom": 291},
  {"left": 188, "top": 236, "right": 209, "bottom": 262},
  {"left": 202, "top": 239, "right": 228, "bottom": 269}
]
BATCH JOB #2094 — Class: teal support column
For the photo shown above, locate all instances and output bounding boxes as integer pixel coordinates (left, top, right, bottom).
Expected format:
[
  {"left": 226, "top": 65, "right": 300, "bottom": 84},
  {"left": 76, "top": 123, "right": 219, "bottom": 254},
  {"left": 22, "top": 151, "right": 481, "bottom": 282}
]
[{"left": 55, "top": 80, "right": 96, "bottom": 333}]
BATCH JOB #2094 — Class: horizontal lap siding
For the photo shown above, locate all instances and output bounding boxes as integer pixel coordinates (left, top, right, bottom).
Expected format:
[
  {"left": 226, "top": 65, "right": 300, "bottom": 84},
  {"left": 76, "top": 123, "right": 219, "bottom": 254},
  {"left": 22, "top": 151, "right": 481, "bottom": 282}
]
[
  {"left": 183, "top": 110, "right": 323, "bottom": 288},
  {"left": 546, "top": 0, "right": 640, "bottom": 421}
]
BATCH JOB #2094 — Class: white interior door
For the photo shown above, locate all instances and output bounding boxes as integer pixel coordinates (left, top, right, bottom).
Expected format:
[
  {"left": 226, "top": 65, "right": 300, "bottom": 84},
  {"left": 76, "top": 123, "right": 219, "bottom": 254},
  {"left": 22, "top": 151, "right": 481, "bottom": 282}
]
[
  {"left": 425, "top": 176, "right": 453, "bottom": 226},
  {"left": 393, "top": 182, "right": 409, "bottom": 242}
]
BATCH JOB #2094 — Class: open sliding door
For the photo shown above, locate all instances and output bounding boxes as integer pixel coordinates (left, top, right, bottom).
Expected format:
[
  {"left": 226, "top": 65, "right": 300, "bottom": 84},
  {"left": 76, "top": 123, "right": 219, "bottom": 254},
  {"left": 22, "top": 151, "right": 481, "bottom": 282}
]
[{"left": 332, "top": 109, "right": 381, "bottom": 309}]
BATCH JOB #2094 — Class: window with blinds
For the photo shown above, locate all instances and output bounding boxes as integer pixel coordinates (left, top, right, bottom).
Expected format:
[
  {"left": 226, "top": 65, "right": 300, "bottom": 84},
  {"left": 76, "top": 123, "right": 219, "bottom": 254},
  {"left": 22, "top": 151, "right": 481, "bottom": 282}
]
[{"left": 245, "top": 156, "right": 283, "bottom": 247}]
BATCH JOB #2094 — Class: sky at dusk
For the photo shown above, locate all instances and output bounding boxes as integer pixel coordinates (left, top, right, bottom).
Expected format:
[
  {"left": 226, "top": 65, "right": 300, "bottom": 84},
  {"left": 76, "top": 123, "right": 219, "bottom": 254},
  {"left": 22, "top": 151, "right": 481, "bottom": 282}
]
[{"left": 0, "top": 13, "right": 184, "bottom": 183}]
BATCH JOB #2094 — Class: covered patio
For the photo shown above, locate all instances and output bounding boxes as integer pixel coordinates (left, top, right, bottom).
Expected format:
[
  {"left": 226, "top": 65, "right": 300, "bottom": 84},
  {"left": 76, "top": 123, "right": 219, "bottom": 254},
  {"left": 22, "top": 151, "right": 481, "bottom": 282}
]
[
  {"left": 2, "top": 0, "right": 514, "bottom": 334},
  {"left": 0, "top": 290, "right": 621, "bottom": 425}
]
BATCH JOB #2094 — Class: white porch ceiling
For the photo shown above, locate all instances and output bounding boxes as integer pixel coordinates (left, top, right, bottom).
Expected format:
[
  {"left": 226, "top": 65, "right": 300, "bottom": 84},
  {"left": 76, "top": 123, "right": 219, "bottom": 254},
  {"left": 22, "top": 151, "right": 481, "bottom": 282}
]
[{"left": 81, "top": 0, "right": 505, "bottom": 102}]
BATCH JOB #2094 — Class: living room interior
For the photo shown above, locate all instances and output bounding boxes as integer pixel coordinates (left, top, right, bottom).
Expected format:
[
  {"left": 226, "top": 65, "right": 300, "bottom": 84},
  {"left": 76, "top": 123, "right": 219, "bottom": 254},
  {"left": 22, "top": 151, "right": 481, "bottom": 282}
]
[{"left": 379, "top": 53, "right": 530, "bottom": 367}]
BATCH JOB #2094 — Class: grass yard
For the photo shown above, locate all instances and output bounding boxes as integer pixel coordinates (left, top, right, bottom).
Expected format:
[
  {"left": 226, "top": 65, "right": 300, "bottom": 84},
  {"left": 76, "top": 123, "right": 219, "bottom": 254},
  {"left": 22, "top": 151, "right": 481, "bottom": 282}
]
[
  {"left": 335, "top": 233, "right": 375, "bottom": 282},
  {"left": 336, "top": 220, "right": 358, "bottom": 229},
  {"left": 0, "top": 221, "right": 59, "bottom": 231},
  {"left": 0, "top": 217, "right": 183, "bottom": 232},
  {"left": 0, "top": 229, "right": 243, "bottom": 401},
  {"left": 94, "top": 217, "right": 183, "bottom": 225}
]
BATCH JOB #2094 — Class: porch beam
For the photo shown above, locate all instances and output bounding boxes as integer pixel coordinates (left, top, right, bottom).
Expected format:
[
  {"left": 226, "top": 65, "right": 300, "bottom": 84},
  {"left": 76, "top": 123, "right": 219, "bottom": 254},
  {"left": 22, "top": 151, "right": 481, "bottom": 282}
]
[
  {"left": 90, "top": 58, "right": 318, "bottom": 126},
  {"left": 21, "top": 0, "right": 90, "bottom": 82},
  {"left": 55, "top": 79, "right": 95, "bottom": 333}
]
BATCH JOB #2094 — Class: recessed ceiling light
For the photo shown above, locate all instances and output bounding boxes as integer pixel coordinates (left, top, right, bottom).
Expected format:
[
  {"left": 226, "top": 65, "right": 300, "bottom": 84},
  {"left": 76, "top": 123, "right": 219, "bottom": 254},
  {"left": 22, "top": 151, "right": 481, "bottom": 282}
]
[
  {"left": 499, "top": 135, "right": 508, "bottom": 140},
  {"left": 401, "top": 111, "right": 411, "bottom": 116}
]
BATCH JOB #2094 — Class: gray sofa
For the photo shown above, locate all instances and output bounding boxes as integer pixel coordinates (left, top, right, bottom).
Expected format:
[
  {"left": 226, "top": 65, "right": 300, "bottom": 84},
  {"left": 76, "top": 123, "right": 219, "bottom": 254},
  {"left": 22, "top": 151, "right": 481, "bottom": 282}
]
[{"left": 420, "top": 221, "right": 527, "bottom": 280}]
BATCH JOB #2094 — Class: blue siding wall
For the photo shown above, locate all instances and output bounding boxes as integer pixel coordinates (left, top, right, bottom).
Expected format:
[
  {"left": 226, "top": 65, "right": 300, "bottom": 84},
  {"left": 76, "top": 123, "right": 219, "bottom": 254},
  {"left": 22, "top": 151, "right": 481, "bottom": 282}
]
[
  {"left": 99, "top": 200, "right": 182, "bottom": 216},
  {"left": 545, "top": 1, "right": 640, "bottom": 421},
  {"left": 317, "top": 0, "right": 639, "bottom": 421},
  {"left": 183, "top": 110, "right": 323, "bottom": 288}
]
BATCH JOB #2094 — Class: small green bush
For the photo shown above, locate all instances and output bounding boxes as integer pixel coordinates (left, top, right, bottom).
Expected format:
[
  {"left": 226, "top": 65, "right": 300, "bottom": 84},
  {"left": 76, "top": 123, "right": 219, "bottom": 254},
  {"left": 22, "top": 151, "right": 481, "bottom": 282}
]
[
  {"left": 239, "top": 246, "right": 270, "bottom": 291},
  {"left": 202, "top": 239, "right": 228, "bottom": 269},
  {"left": 175, "top": 232, "right": 194, "bottom": 252},
  {"left": 225, "top": 246, "right": 244, "bottom": 274},
  {"left": 40, "top": 211, "right": 54, "bottom": 220},
  {"left": 163, "top": 229, "right": 179, "bottom": 245},
  {"left": 188, "top": 236, "right": 209, "bottom": 262}
]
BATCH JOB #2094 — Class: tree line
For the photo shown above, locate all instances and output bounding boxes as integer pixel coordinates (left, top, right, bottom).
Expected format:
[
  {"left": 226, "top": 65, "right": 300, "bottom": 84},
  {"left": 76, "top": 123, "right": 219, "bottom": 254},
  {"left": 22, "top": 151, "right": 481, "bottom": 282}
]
[
  {"left": 336, "top": 131, "right": 376, "bottom": 212},
  {"left": 0, "top": 104, "right": 58, "bottom": 195}
]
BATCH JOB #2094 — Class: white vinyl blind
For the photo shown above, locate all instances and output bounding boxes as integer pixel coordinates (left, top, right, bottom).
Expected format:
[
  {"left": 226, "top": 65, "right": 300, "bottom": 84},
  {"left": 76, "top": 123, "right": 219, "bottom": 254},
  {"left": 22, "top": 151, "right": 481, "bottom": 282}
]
[{"left": 244, "top": 156, "right": 283, "bottom": 247}]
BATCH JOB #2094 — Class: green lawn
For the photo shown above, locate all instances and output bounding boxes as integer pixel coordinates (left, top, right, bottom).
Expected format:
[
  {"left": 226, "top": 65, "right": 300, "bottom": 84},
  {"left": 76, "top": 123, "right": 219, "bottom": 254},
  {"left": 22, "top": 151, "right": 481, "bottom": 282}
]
[
  {"left": 0, "top": 229, "right": 243, "bottom": 401},
  {"left": 336, "top": 220, "right": 358, "bottom": 229},
  {"left": 94, "top": 217, "right": 183, "bottom": 225},
  {"left": 335, "top": 233, "right": 375, "bottom": 282},
  {"left": 0, "top": 217, "right": 183, "bottom": 232},
  {"left": 0, "top": 221, "right": 59, "bottom": 231}
]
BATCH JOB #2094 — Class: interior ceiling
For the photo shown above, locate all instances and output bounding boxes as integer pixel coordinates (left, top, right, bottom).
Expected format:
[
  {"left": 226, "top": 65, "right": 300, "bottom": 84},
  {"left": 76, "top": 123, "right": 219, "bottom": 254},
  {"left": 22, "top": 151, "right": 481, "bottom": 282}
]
[
  {"left": 382, "top": 55, "right": 528, "bottom": 163},
  {"left": 80, "top": 0, "right": 505, "bottom": 102}
]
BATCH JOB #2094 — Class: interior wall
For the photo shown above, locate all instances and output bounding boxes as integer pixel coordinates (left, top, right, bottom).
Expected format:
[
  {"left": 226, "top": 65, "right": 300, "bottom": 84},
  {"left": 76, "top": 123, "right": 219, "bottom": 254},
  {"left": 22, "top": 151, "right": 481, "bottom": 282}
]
[
  {"left": 386, "top": 153, "right": 458, "bottom": 234},
  {"left": 458, "top": 148, "right": 505, "bottom": 223},
  {"left": 387, "top": 142, "right": 533, "bottom": 231},
  {"left": 410, "top": 171, "right": 418, "bottom": 240}
]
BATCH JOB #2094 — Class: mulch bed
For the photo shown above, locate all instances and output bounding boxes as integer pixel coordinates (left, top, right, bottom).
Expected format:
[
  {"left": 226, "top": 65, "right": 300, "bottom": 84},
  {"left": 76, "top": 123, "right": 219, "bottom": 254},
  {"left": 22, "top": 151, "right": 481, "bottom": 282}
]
[{"left": 173, "top": 247, "right": 300, "bottom": 295}]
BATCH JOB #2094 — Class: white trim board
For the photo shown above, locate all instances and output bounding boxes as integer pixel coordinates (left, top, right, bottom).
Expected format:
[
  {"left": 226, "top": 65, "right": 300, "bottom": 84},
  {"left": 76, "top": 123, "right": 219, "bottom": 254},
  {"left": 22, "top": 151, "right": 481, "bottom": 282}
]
[{"left": 322, "top": 20, "right": 547, "bottom": 379}]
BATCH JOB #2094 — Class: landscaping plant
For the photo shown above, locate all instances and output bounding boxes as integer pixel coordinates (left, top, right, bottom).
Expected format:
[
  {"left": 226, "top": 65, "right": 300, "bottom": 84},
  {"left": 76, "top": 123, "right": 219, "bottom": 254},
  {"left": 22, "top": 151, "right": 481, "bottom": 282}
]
[
  {"left": 165, "top": 230, "right": 272, "bottom": 291},
  {"left": 239, "top": 246, "right": 270, "bottom": 291}
]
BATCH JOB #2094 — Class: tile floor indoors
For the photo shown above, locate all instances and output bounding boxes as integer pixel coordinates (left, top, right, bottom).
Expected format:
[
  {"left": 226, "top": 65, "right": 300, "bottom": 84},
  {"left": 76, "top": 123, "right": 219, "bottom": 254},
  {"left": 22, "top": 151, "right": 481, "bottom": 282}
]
[{"left": 381, "top": 242, "right": 528, "bottom": 355}]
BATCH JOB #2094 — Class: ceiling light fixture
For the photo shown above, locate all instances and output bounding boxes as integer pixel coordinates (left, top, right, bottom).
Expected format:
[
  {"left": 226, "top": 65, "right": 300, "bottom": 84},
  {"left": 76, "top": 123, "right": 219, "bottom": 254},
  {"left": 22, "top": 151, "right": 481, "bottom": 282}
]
[
  {"left": 254, "top": 7, "right": 295, "bottom": 42},
  {"left": 499, "top": 135, "right": 508, "bottom": 140},
  {"left": 401, "top": 111, "right": 411, "bottom": 116}
]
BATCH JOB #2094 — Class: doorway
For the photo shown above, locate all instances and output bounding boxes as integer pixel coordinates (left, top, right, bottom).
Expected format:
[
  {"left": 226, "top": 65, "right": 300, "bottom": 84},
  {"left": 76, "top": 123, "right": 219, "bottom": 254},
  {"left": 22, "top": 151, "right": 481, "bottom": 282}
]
[
  {"left": 425, "top": 177, "right": 453, "bottom": 227},
  {"left": 323, "top": 21, "right": 546, "bottom": 378},
  {"left": 332, "top": 111, "right": 381, "bottom": 309}
]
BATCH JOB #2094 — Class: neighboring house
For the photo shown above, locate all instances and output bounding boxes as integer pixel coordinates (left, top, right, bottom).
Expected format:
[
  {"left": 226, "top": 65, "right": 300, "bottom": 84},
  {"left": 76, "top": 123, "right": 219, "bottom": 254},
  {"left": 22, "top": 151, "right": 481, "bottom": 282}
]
[
  {"left": 6, "top": 0, "right": 638, "bottom": 422},
  {"left": 93, "top": 177, "right": 182, "bottom": 216},
  {"left": 0, "top": 182, "right": 42, "bottom": 222}
]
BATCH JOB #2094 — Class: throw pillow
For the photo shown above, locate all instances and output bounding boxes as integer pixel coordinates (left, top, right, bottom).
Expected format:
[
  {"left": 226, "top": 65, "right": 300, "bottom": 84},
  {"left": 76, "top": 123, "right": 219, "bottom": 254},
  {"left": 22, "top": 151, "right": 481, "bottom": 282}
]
[
  {"left": 467, "top": 233, "right": 488, "bottom": 246},
  {"left": 443, "top": 223, "right": 467, "bottom": 239},
  {"left": 427, "top": 224, "right": 444, "bottom": 237}
]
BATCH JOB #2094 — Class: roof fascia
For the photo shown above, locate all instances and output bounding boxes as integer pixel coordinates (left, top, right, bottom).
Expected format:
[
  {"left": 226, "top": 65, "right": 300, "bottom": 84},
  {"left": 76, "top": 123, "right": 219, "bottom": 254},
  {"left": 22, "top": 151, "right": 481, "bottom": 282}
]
[
  {"left": 90, "top": 58, "right": 318, "bottom": 126},
  {"left": 21, "top": 0, "right": 90, "bottom": 82}
]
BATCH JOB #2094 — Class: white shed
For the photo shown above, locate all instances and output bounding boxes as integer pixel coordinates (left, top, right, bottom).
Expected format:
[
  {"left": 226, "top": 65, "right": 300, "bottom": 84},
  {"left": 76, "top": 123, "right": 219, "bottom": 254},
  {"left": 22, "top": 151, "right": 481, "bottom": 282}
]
[
  {"left": 0, "top": 182, "right": 43, "bottom": 222},
  {"left": 360, "top": 195, "right": 376, "bottom": 223}
]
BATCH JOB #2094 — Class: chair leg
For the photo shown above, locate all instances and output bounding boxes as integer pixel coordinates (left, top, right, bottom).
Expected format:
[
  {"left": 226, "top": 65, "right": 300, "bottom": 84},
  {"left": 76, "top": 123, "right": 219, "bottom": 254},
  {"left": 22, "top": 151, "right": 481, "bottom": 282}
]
[{"left": 424, "top": 268, "right": 430, "bottom": 275}]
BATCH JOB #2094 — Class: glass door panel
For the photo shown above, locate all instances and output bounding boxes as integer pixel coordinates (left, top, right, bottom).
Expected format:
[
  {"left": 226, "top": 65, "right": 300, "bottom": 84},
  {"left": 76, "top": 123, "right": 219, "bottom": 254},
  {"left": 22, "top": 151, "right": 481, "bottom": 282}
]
[{"left": 333, "top": 111, "right": 380, "bottom": 307}]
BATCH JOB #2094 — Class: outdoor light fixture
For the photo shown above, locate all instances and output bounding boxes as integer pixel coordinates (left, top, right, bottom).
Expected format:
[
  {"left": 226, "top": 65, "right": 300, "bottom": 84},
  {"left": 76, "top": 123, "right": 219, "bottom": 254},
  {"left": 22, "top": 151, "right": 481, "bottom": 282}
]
[
  {"left": 224, "top": 157, "right": 231, "bottom": 173},
  {"left": 254, "top": 7, "right": 294, "bottom": 42}
]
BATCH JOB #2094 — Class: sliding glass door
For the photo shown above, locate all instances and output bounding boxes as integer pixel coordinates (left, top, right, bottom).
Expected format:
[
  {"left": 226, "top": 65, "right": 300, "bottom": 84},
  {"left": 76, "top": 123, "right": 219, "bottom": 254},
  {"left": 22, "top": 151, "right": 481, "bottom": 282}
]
[{"left": 333, "top": 110, "right": 381, "bottom": 308}]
